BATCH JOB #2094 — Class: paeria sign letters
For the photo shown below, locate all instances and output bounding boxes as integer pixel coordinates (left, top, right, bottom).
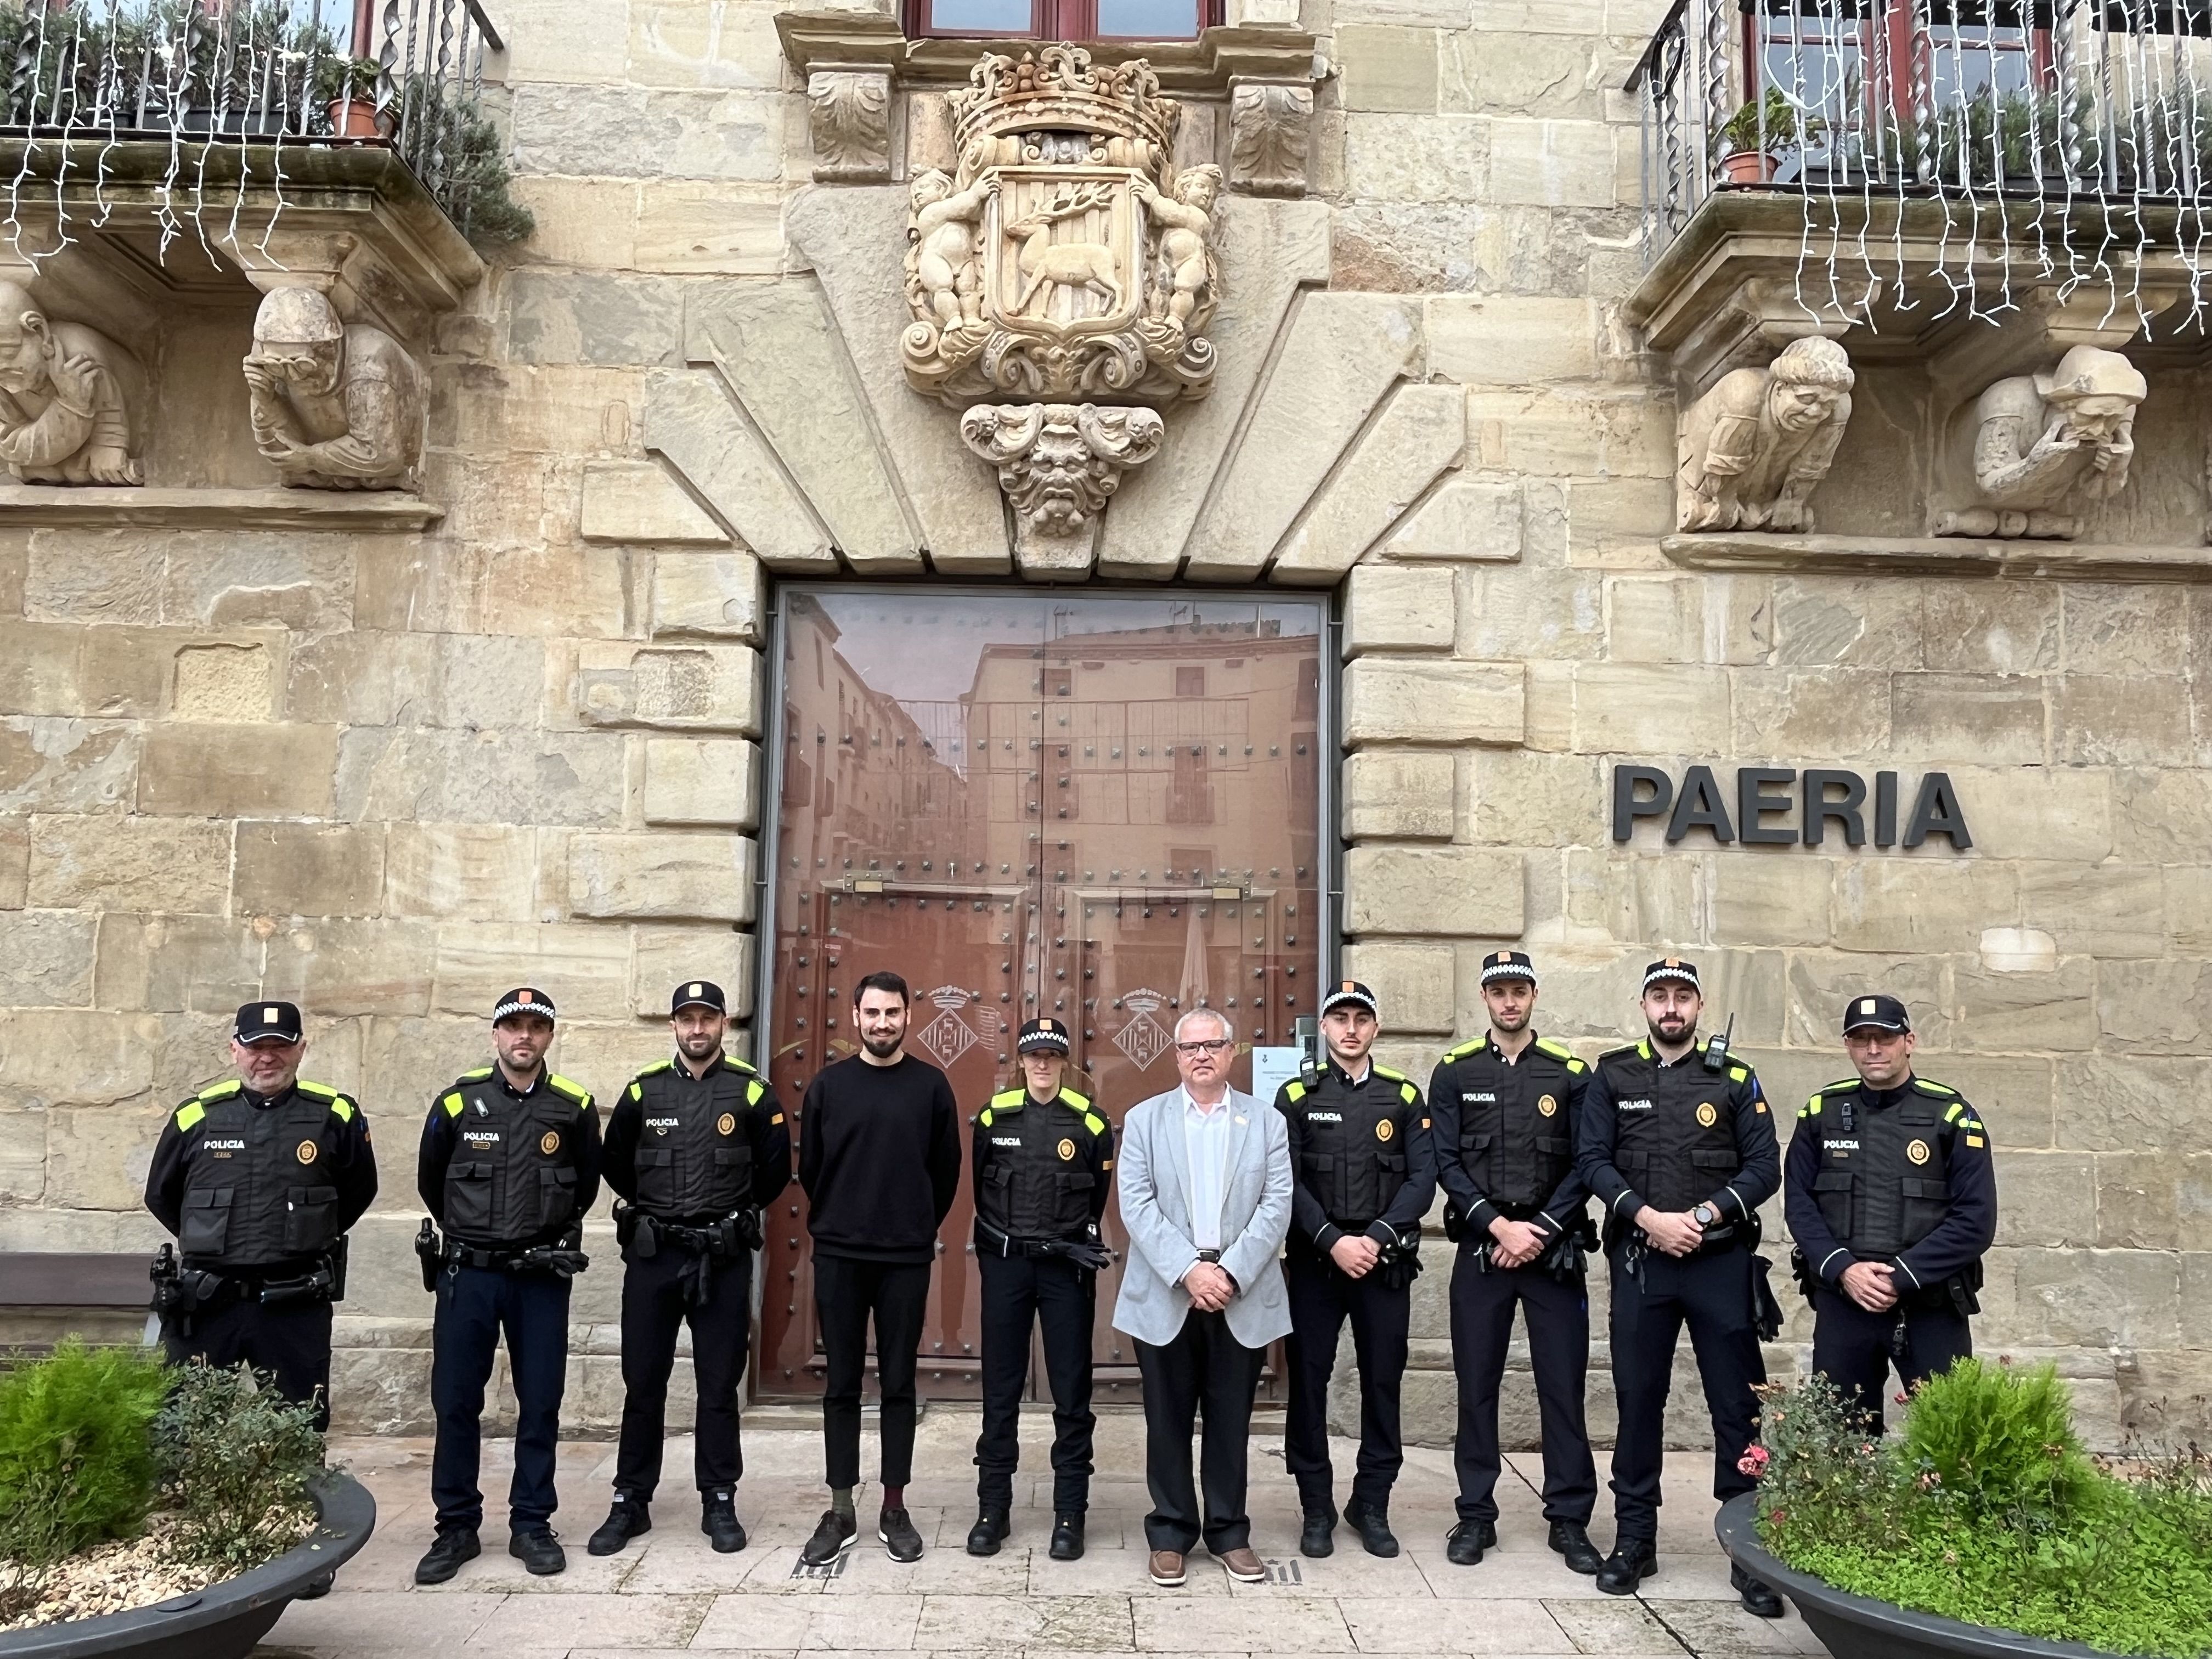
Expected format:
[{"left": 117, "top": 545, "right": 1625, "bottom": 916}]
[{"left": 1611, "top": 765, "right": 1971, "bottom": 850}]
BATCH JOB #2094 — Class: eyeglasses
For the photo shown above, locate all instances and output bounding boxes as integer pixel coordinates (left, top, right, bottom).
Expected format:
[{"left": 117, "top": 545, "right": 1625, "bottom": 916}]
[{"left": 1175, "top": 1039, "right": 1232, "bottom": 1056}]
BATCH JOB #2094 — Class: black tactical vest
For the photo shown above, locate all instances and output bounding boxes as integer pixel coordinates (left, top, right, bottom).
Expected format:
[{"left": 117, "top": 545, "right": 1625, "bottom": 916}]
[
  {"left": 1438, "top": 1034, "right": 1582, "bottom": 1214},
  {"left": 975, "top": 1087, "right": 1103, "bottom": 1240},
  {"left": 438, "top": 1068, "right": 592, "bottom": 1246},
  {"left": 1600, "top": 1042, "right": 1748, "bottom": 1214},
  {"left": 626, "top": 1057, "right": 766, "bottom": 1221},
  {"left": 1284, "top": 1064, "right": 1421, "bottom": 1227},
  {"left": 1806, "top": 1077, "right": 1955, "bottom": 1258},
  {"left": 173, "top": 1079, "right": 355, "bottom": 1269}
]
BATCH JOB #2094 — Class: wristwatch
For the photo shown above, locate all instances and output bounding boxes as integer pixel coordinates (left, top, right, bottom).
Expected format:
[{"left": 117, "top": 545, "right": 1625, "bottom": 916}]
[{"left": 1691, "top": 1202, "right": 1720, "bottom": 1228}]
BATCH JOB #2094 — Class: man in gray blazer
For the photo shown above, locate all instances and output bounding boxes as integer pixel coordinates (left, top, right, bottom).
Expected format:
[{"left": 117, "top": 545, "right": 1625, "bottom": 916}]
[{"left": 1112, "top": 1008, "right": 1294, "bottom": 1587}]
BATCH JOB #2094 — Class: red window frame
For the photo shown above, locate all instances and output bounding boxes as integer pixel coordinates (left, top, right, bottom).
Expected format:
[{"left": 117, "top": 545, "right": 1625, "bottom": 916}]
[
  {"left": 1744, "top": 2, "right": 2056, "bottom": 130},
  {"left": 905, "top": 0, "right": 1222, "bottom": 41}
]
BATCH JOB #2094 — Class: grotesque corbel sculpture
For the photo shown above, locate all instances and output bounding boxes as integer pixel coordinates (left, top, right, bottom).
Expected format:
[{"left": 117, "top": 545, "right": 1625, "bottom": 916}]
[
  {"left": 0, "top": 280, "right": 142, "bottom": 486},
  {"left": 1676, "top": 336, "right": 1855, "bottom": 533},
  {"left": 1937, "top": 345, "right": 2146, "bottom": 539},
  {"left": 962, "top": 401, "right": 1164, "bottom": 575},
  {"left": 244, "top": 287, "right": 425, "bottom": 490}
]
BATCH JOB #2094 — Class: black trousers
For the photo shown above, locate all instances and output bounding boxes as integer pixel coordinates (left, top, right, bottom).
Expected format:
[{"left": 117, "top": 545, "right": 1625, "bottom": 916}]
[
  {"left": 1812, "top": 1285, "right": 1973, "bottom": 1431},
  {"left": 814, "top": 1253, "right": 931, "bottom": 1490},
  {"left": 1134, "top": 1310, "right": 1267, "bottom": 1554},
  {"left": 162, "top": 1295, "right": 334, "bottom": 1432},
  {"left": 1283, "top": 1252, "right": 1409, "bottom": 1515},
  {"left": 1607, "top": 1246, "right": 1764, "bottom": 1544},
  {"left": 614, "top": 1244, "right": 753, "bottom": 1502},
  {"left": 1449, "top": 1250, "right": 1596, "bottom": 1526},
  {"left": 975, "top": 1252, "right": 1097, "bottom": 1513},
  {"left": 430, "top": 1264, "right": 572, "bottom": 1535}
]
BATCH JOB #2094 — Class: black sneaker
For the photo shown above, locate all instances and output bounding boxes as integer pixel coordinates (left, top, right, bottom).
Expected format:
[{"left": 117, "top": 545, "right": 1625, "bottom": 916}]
[
  {"left": 1445, "top": 1519, "right": 1494, "bottom": 1565},
  {"left": 1299, "top": 1509, "right": 1336, "bottom": 1558},
  {"left": 508, "top": 1528, "right": 566, "bottom": 1576},
  {"left": 1733, "top": 1562, "right": 1784, "bottom": 1618},
  {"left": 1049, "top": 1513, "right": 1085, "bottom": 1561},
  {"left": 1549, "top": 1520, "right": 1604, "bottom": 1575},
  {"left": 1342, "top": 1499, "right": 1398, "bottom": 1559},
  {"left": 800, "top": 1508, "right": 858, "bottom": 1566},
  {"left": 966, "top": 1505, "right": 1009, "bottom": 1556},
  {"left": 1596, "top": 1539, "right": 1657, "bottom": 1596},
  {"left": 414, "top": 1528, "right": 480, "bottom": 1585},
  {"left": 703, "top": 1489, "right": 747, "bottom": 1554},
  {"left": 879, "top": 1505, "right": 924, "bottom": 1562},
  {"left": 588, "top": 1496, "right": 651, "bottom": 1557}
]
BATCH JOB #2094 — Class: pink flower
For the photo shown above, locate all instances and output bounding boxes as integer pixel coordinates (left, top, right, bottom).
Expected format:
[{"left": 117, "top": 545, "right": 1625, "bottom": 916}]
[
  {"left": 1895, "top": 1392, "right": 1909, "bottom": 1405},
  {"left": 1737, "top": 1445, "right": 1771, "bottom": 1476}
]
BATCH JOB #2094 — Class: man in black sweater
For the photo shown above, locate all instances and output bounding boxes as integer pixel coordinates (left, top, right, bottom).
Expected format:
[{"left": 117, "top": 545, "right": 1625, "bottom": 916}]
[{"left": 797, "top": 969, "right": 963, "bottom": 1566}]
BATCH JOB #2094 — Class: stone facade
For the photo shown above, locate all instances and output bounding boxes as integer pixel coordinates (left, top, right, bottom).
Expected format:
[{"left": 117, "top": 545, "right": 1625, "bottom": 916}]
[{"left": 0, "top": 0, "right": 2205, "bottom": 1453}]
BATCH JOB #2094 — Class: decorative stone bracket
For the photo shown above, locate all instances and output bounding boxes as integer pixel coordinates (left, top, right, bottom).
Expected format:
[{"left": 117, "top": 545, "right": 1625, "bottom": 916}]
[{"left": 961, "top": 402, "right": 1164, "bottom": 576}]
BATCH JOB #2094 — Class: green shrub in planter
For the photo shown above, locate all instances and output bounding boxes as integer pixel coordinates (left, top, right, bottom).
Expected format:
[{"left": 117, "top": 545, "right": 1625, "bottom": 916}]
[
  {"left": 155, "top": 1362, "right": 326, "bottom": 1575},
  {"left": 0, "top": 1340, "right": 172, "bottom": 1567}
]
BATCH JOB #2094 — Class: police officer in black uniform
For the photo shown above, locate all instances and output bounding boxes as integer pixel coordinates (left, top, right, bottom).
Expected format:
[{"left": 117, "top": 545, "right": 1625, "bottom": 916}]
[
  {"left": 414, "top": 989, "right": 602, "bottom": 1586},
  {"left": 1577, "top": 958, "right": 1783, "bottom": 1616},
  {"left": 964, "top": 1017, "right": 1115, "bottom": 1563},
  {"left": 588, "top": 980, "right": 791, "bottom": 1559},
  {"left": 1276, "top": 980, "right": 1436, "bottom": 1560},
  {"left": 1785, "top": 994, "right": 1996, "bottom": 1429},
  {"left": 1429, "top": 951, "right": 1602, "bottom": 1574},
  {"left": 145, "top": 1001, "right": 377, "bottom": 1432}
]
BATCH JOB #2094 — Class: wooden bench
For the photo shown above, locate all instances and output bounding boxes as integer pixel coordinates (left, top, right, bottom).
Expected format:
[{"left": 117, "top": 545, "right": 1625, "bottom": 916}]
[{"left": 0, "top": 1252, "right": 155, "bottom": 1357}]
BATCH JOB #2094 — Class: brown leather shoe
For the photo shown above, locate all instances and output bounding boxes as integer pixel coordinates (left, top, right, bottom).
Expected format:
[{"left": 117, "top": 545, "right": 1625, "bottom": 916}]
[
  {"left": 1147, "top": 1549, "right": 1186, "bottom": 1587},
  {"left": 1217, "top": 1545, "right": 1266, "bottom": 1582}
]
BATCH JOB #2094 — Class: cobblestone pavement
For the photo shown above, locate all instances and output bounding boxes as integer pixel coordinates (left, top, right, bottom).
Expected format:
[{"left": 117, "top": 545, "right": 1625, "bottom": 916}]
[{"left": 261, "top": 1411, "right": 1827, "bottom": 1658}]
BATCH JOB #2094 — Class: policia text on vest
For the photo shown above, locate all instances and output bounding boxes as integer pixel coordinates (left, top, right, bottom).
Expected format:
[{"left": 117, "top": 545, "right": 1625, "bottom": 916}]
[{"left": 1611, "top": 764, "right": 1971, "bottom": 848}]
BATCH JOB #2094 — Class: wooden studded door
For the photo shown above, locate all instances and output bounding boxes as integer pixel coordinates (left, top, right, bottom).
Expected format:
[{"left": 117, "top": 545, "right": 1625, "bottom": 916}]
[{"left": 758, "top": 589, "right": 1327, "bottom": 1401}]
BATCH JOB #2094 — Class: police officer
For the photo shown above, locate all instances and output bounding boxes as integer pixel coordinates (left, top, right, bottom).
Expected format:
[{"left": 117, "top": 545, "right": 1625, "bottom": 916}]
[
  {"left": 414, "top": 989, "right": 602, "bottom": 1586},
  {"left": 1429, "top": 951, "right": 1601, "bottom": 1574},
  {"left": 1785, "top": 995, "right": 1996, "bottom": 1429},
  {"left": 145, "top": 1000, "right": 376, "bottom": 1432},
  {"left": 1276, "top": 980, "right": 1436, "bottom": 1559},
  {"left": 1577, "top": 958, "right": 1783, "bottom": 1617},
  {"left": 964, "top": 1017, "right": 1115, "bottom": 1563},
  {"left": 589, "top": 980, "right": 791, "bottom": 1559}
]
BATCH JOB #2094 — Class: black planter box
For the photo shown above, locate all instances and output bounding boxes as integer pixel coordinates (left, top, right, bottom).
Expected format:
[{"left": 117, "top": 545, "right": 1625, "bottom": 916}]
[
  {"left": 0, "top": 1470, "right": 375, "bottom": 1659},
  {"left": 1715, "top": 1491, "right": 2118, "bottom": 1659}
]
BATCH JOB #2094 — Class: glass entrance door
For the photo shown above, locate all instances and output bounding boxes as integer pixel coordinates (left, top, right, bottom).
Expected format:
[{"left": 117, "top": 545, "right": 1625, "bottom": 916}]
[{"left": 757, "top": 589, "right": 1329, "bottom": 1401}]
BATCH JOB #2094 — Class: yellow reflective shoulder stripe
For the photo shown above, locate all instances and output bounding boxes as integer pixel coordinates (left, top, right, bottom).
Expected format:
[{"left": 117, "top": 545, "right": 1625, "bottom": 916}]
[
  {"left": 296, "top": 1080, "right": 335, "bottom": 1099},
  {"left": 1082, "top": 1111, "right": 1107, "bottom": 1136},
  {"left": 175, "top": 1102, "right": 205, "bottom": 1132},
  {"left": 1373, "top": 1063, "right": 1407, "bottom": 1081},
  {"left": 196, "top": 1080, "right": 242, "bottom": 1103},
  {"left": 991, "top": 1089, "right": 1025, "bottom": 1108},
  {"left": 1945, "top": 1103, "right": 1964, "bottom": 1124},
  {"left": 978, "top": 1107, "right": 995, "bottom": 1128},
  {"left": 747, "top": 1080, "right": 765, "bottom": 1106},
  {"left": 330, "top": 1098, "right": 355, "bottom": 1123},
  {"left": 628, "top": 1082, "right": 642, "bottom": 1103},
  {"left": 1398, "top": 1082, "right": 1418, "bottom": 1106},
  {"left": 548, "top": 1073, "right": 592, "bottom": 1108},
  {"left": 1802, "top": 1094, "right": 1823, "bottom": 1120},
  {"left": 1728, "top": 1065, "right": 1749, "bottom": 1084},
  {"left": 442, "top": 1092, "right": 465, "bottom": 1118},
  {"left": 1568, "top": 1058, "right": 1589, "bottom": 1075},
  {"left": 1063, "top": 1088, "right": 1092, "bottom": 1110},
  {"left": 1285, "top": 1080, "right": 1307, "bottom": 1103},
  {"left": 1442, "top": 1037, "right": 1485, "bottom": 1063},
  {"left": 1534, "top": 1037, "right": 1574, "bottom": 1062},
  {"left": 460, "top": 1066, "right": 493, "bottom": 1082},
  {"left": 642, "top": 1060, "right": 674, "bottom": 1076}
]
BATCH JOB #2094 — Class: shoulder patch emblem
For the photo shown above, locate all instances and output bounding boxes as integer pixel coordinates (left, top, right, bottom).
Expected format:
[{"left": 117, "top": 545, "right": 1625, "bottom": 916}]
[{"left": 175, "top": 1102, "right": 206, "bottom": 1132}]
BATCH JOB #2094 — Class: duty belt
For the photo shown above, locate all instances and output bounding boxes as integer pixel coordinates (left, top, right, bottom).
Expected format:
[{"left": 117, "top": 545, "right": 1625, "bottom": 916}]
[
  {"left": 439, "top": 1237, "right": 590, "bottom": 1279},
  {"left": 152, "top": 1242, "right": 342, "bottom": 1338},
  {"left": 978, "top": 1216, "right": 1114, "bottom": 1272}
]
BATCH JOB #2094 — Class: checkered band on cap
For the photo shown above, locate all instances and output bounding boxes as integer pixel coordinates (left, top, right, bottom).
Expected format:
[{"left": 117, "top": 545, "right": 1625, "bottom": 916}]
[
  {"left": 492, "top": 987, "right": 557, "bottom": 1022},
  {"left": 1641, "top": 957, "right": 1701, "bottom": 992},
  {"left": 1479, "top": 950, "right": 1537, "bottom": 985},
  {"left": 1319, "top": 979, "right": 1379, "bottom": 1015},
  {"left": 1018, "top": 1017, "right": 1071, "bottom": 1053}
]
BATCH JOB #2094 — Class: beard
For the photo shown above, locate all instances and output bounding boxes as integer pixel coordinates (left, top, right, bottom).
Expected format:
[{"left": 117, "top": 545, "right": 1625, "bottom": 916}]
[
  {"left": 1646, "top": 1013, "right": 1693, "bottom": 1045},
  {"left": 1489, "top": 1005, "right": 1530, "bottom": 1032},
  {"left": 859, "top": 1028, "right": 904, "bottom": 1059},
  {"left": 678, "top": 1031, "right": 721, "bottom": 1059}
]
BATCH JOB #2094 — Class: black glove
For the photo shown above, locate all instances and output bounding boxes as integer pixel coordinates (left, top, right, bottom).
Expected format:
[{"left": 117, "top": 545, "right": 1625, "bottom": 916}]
[{"left": 1049, "top": 1238, "right": 1115, "bottom": 1272}]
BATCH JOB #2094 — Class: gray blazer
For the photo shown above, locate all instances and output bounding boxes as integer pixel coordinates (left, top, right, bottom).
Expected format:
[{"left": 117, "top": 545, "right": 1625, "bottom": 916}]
[{"left": 1111, "top": 1084, "right": 1294, "bottom": 1351}]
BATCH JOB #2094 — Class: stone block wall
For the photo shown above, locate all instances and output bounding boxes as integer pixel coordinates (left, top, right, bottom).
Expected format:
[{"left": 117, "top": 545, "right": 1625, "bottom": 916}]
[{"left": 0, "top": 0, "right": 2205, "bottom": 1451}]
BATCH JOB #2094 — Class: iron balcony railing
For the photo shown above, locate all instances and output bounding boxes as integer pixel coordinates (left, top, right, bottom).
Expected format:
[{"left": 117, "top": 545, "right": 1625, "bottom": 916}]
[
  {"left": 0, "top": 0, "right": 504, "bottom": 233},
  {"left": 1630, "top": 0, "right": 2212, "bottom": 326}
]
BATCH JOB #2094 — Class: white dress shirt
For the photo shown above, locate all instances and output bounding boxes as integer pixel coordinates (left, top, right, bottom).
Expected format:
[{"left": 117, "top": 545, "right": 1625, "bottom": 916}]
[{"left": 1181, "top": 1086, "right": 1233, "bottom": 1254}]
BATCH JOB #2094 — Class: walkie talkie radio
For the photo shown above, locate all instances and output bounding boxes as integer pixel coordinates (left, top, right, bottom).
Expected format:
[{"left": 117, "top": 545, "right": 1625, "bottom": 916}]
[{"left": 1700, "top": 1011, "right": 1736, "bottom": 1074}]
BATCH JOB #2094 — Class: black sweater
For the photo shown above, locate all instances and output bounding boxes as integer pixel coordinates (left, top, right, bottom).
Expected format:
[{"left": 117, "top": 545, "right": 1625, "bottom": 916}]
[{"left": 798, "top": 1053, "right": 962, "bottom": 1263}]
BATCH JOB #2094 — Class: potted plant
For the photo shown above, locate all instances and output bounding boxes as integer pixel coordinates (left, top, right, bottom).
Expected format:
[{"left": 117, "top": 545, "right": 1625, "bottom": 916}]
[
  {"left": 1714, "top": 87, "right": 1803, "bottom": 184},
  {"left": 315, "top": 56, "right": 390, "bottom": 139},
  {"left": 0, "top": 1343, "right": 375, "bottom": 1659},
  {"left": 1717, "top": 1360, "right": 2212, "bottom": 1659}
]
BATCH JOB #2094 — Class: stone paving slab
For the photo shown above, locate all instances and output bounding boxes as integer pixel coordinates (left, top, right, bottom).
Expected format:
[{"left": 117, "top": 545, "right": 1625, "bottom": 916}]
[{"left": 256, "top": 1411, "right": 1826, "bottom": 1658}]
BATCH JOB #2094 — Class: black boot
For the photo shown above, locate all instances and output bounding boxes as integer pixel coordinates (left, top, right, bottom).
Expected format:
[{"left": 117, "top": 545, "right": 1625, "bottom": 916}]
[
  {"left": 588, "top": 1496, "right": 651, "bottom": 1557},
  {"left": 702, "top": 1489, "right": 747, "bottom": 1554},
  {"left": 1299, "top": 1509, "right": 1336, "bottom": 1558},
  {"left": 1733, "top": 1562, "right": 1785, "bottom": 1618},
  {"left": 1341, "top": 1499, "right": 1399, "bottom": 1559},
  {"left": 1595, "top": 1538, "right": 1657, "bottom": 1596},
  {"left": 507, "top": 1528, "right": 566, "bottom": 1577},
  {"left": 1049, "top": 1513, "right": 1085, "bottom": 1561},
  {"left": 1548, "top": 1520, "right": 1604, "bottom": 1575},
  {"left": 413, "top": 1528, "right": 479, "bottom": 1585},
  {"left": 1444, "top": 1519, "right": 1494, "bottom": 1566},
  {"left": 966, "top": 1505, "right": 1010, "bottom": 1556}
]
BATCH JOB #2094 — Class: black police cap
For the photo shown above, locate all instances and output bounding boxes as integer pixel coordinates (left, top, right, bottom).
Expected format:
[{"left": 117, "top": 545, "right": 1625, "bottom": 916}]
[
  {"left": 492, "top": 986, "right": 557, "bottom": 1023},
  {"left": 1018, "top": 1017, "right": 1071, "bottom": 1055},
  {"left": 1842, "top": 993, "right": 1911, "bottom": 1035},
  {"left": 1480, "top": 949, "right": 1537, "bottom": 985},
  {"left": 233, "top": 1001, "right": 303, "bottom": 1045},
  {"left": 1320, "top": 980, "right": 1379, "bottom": 1017},
  {"left": 1642, "top": 957, "right": 1701, "bottom": 993},
  {"left": 672, "top": 979, "right": 727, "bottom": 1017}
]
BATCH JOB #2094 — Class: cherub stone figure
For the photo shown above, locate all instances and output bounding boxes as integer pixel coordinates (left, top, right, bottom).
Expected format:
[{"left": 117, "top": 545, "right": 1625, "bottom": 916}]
[
  {"left": 0, "top": 280, "right": 142, "bottom": 485},
  {"left": 243, "top": 287, "right": 425, "bottom": 490},
  {"left": 1676, "top": 335, "right": 1854, "bottom": 533},
  {"left": 907, "top": 167, "right": 995, "bottom": 332},
  {"left": 1938, "top": 345, "right": 2147, "bottom": 539},
  {"left": 1136, "top": 164, "right": 1220, "bottom": 332}
]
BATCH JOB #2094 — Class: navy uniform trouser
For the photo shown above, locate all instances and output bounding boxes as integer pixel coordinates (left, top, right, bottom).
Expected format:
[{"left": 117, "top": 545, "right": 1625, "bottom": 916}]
[
  {"left": 1607, "top": 1245, "right": 1765, "bottom": 1544},
  {"left": 163, "top": 1295, "right": 334, "bottom": 1432},
  {"left": 614, "top": 1244, "right": 753, "bottom": 1502},
  {"left": 1449, "top": 1248, "right": 1596, "bottom": 1527},
  {"left": 1283, "top": 1251, "right": 1410, "bottom": 1516},
  {"left": 430, "top": 1263, "right": 572, "bottom": 1536},
  {"left": 1811, "top": 1283, "right": 1972, "bottom": 1432},
  {"left": 974, "top": 1251, "right": 1097, "bottom": 1514}
]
